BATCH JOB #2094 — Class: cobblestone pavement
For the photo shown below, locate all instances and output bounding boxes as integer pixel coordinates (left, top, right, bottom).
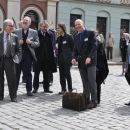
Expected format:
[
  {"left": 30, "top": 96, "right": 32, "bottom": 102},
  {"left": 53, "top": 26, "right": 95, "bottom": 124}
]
[{"left": 0, "top": 65, "right": 130, "bottom": 130}]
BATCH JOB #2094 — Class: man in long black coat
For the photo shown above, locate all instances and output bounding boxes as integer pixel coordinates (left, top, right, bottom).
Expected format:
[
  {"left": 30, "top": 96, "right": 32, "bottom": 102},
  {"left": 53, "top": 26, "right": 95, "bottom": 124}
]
[{"left": 33, "top": 20, "right": 57, "bottom": 93}]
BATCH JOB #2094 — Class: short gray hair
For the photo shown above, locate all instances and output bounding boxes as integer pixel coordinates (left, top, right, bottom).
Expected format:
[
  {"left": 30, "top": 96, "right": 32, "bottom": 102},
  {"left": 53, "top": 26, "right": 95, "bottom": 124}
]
[{"left": 3, "top": 19, "right": 14, "bottom": 30}]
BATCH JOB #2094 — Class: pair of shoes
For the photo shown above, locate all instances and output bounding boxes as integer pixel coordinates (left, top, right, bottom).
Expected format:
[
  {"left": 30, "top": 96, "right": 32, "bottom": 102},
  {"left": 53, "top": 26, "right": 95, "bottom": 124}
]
[
  {"left": 27, "top": 92, "right": 33, "bottom": 96},
  {"left": 87, "top": 102, "right": 97, "bottom": 109},
  {"left": 32, "top": 89, "right": 37, "bottom": 93},
  {"left": 58, "top": 91, "right": 66, "bottom": 95},
  {"left": 125, "top": 101, "right": 130, "bottom": 106},
  {"left": 44, "top": 90, "right": 53, "bottom": 93},
  {"left": 11, "top": 98, "right": 17, "bottom": 102}
]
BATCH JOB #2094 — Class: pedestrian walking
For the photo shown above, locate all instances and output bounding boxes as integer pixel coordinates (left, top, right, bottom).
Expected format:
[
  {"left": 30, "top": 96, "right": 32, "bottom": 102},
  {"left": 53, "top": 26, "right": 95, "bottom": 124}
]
[{"left": 106, "top": 32, "right": 114, "bottom": 60}]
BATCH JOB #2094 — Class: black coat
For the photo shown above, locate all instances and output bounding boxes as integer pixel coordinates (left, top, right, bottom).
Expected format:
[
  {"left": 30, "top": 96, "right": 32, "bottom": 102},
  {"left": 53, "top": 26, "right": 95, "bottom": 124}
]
[
  {"left": 96, "top": 43, "right": 109, "bottom": 85},
  {"left": 33, "top": 30, "right": 57, "bottom": 73},
  {"left": 120, "top": 38, "right": 127, "bottom": 62},
  {"left": 57, "top": 33, "right": 74, "bottom": 65},
  {"left": 73, "top": 30, "right": 97, "bottom": 69}
]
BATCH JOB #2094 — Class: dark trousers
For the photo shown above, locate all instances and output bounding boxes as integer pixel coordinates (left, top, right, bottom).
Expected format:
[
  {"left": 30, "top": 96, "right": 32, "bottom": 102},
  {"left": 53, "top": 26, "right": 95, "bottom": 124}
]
[
  {"left": 0, "top": 58, "right": 17, "bottom": 99},
  {"left": 16, "top": 51, "right": 33, "bottom": 92},
  {"left": 33, "top": 68, "right": 50, "bottom": 91},
  {"left": 79, "top": 66, "right": 97, "bottom": 103},
  {"left": 97, "top": 84, "right": 101, "bottom": 104},
  {"left": 107, "top": 46, "right": 113, "bottom": 60},
  {"left": 59, "top": 63, "right": 72, "bottom": 91}
]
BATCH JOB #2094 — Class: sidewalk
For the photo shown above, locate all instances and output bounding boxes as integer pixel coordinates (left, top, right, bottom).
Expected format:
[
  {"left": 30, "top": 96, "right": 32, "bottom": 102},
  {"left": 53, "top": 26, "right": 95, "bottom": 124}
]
[{"left": 0, "top": 65, "right": 130, "bottom": 130}]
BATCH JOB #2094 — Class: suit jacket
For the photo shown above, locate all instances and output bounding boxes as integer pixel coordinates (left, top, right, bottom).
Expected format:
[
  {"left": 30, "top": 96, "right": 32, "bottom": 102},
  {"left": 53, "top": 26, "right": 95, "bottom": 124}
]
[
  {"left": 15, "top": 28, "right": 39, "bottom": 61},
  {"left": 57, "top": 33, "right": 74, "bottom": 65},
  {"left": 0, "top": 32, "right": 22, "bottom": 64},
  {"left": 73, "top": 29, "right": 97, "bottom": 68},
  {"left": 33, "top": 30, "right": 57, "bottom": 73}
]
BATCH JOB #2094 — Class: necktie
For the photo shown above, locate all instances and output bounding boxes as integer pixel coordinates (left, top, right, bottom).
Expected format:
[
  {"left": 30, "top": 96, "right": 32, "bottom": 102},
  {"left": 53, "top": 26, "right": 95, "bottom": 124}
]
[{"left": 4, "top": 33, "right": 9, "bottom": 55}]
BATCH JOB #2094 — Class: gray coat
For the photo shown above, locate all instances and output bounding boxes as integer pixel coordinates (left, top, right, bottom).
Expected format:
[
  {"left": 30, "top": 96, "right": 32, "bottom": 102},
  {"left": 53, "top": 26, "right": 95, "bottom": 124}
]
[
  {"left": 15, "top": 28, "right": 40, "bottom": 61},
  {"left": 0, "top": 32, "right": 22, "bottom": 64}
]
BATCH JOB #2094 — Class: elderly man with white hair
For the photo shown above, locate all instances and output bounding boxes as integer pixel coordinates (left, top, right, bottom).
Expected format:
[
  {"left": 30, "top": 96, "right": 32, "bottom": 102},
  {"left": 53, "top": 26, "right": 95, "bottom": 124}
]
[
  {"left": 72, "top": 19, "right": 97, "bottom": 109},
  {"left": 15, "top": 16, "right": 39, "bottom": 96},
  {"left": 0, "top": 19, "right": 22, "bottom": 102}
]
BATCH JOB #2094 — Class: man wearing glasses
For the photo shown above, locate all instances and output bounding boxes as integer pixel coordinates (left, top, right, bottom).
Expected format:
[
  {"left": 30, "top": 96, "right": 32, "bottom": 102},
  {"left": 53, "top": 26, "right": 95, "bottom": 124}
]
[{"left": 0, "top": 19, "right": 22, "bottom": 102}]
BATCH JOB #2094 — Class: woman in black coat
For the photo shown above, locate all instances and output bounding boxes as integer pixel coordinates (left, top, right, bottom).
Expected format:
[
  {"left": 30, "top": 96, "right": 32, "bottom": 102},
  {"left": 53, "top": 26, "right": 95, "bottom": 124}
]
[
  {"left": 56, "top": 24, "right": 74, "bottom": 94},
  {"left": 96, "top": 34, "right": 109, "bottom": 104}
]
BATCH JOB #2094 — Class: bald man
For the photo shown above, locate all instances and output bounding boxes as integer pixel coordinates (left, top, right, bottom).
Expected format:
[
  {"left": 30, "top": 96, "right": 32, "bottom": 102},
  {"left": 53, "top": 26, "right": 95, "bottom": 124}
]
[
  {"left": 72, "top": 19, "right": 97, "bottom": 109},
  {"left": 15, "top": 16, "right": 39, "bottom": 96}
]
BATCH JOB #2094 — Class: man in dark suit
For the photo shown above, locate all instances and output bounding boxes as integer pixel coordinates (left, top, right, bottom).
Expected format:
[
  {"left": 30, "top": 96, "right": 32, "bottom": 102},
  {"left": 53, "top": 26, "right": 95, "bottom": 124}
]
[
  {"left": 32, "top": 20, "right": 57, "bottom": 93},
  {"left": 0, "top": 19, "right": 22, "bottom": 102},
  {"left": 72, "top": 19, "right": 97, "bottom": 109},
  {"left": 15, "top": 16, "right": 39, "bottom": 96}
]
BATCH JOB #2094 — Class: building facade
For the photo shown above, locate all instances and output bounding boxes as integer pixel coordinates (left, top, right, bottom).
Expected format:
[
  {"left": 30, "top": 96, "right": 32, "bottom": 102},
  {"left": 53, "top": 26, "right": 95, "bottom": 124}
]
[
  {"left": 57, "top": 0, "right": 130, "bottom": 57},
  {"left": 0, "top": 0, "right": 59, "bottom": 29}
]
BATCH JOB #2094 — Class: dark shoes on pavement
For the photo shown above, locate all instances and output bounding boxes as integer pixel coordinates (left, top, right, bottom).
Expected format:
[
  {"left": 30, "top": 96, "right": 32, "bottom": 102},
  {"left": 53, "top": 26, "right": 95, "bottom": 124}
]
[
  {"left": 58, "top": 91, "right": 66, "bottom": 95},
  {"left": 125, "top": 101, "right": 130, "bottom": 106},
  {"left": 27, "top": 92, "right": 33, "bottom": 96},
  {"left": 32, "top": 89, "right": 37, "bottom": 94},
  {"left": 44, "top": 90, "right": 53, "bottom": 93},
  {"left": 87, "top": 102, "right": 97, "bottom": 109},
  {"left": 11, "top": 98, "right": 17, "bottom": 102}
]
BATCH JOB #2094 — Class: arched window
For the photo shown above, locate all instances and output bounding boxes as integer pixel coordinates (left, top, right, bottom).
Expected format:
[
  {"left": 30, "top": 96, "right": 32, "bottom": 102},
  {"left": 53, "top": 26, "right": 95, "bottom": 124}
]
[
  {"left": 70, "top": 8, "right": 85, "bottom": 35},
  {"left": 24, "top": 10, "right": 39, "bottom": 30}
]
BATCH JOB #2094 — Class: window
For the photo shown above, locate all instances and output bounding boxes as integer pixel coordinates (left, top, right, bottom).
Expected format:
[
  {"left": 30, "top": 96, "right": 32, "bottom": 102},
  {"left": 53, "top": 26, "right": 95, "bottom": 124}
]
[{"left": 70, "top": 14, "right": 82, "bottom": 35}]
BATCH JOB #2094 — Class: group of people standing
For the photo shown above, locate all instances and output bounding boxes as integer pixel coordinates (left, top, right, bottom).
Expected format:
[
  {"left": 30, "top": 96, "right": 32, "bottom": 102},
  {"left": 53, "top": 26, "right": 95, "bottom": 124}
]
[{"left": 0, "top": 17, "right": 109, "bottom": 109}]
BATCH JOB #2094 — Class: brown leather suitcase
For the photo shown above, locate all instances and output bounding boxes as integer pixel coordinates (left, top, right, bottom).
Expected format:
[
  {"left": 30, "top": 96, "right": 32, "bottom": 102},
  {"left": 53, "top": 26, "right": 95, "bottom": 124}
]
[{"left": 62, "top": 91, "right": 87, "bottom": 111}]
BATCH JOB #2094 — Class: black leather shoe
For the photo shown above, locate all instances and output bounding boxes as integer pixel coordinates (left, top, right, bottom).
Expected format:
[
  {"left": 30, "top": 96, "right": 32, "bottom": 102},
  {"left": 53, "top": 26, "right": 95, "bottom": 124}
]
[
  {"left": 125, "top": 101, "right": 130, "bottom": 106},
  {"left": 11, "top": 98, "right": 17, "bottom": 102},
  {"left": 32, "top": 89, "right": 37, "bottom": 93},
  {"left": 87, "top": 102, "right": 97, "bottom": 109},
  {"left": 58, "top": 91, "right": 66, "bottom": 95},
  {"left": 44, "top": 90, "right": 53, "bottom": 93},
  {"left": 27, "top": 92, "right": 33, "bottom": 96}
]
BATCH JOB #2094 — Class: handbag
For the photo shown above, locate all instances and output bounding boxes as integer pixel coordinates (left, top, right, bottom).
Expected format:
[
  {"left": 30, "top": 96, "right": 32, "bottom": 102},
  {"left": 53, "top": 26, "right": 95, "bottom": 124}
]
[{"left": 62, "top": 90, "right": 87, "bottom": 111}]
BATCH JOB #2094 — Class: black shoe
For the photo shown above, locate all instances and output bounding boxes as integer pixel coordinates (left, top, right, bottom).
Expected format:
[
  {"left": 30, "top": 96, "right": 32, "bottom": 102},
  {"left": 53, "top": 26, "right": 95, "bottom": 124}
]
[
  {"left": 32, "top": 89, "right": 37, "bottom": 93},
  {"left": 125, "top": 101, "right": 130, "bottom": 106},
  {"left": 58, "top": 91, "right": 66, "bottom": 95},
  {"left": 44, "top": 90, "right": 53, "bottom": 93},
  {"left": 27, "top": 92, "right": 33, "bottom": 96},
  {"left": 11, "top": 98, "right": 17, "bottom": 102},
  {"left": 87, "top": 102, "right": 97, "bottom": 109}
]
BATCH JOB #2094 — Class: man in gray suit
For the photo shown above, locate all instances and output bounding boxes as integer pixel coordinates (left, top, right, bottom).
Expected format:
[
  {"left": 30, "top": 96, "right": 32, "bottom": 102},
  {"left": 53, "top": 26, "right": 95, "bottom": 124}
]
[
  {"left": 15, "top": 16, "right": 39, "bottom": 96},
  {"left": 0, "top": 19, "right": 22, "bottom": 102}
]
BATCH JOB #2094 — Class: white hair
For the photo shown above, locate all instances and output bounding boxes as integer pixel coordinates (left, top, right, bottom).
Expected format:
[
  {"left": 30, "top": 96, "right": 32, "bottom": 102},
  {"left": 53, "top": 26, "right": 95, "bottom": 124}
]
[{"left": 3, "top": 19, "right": 14, "bottom": 30}]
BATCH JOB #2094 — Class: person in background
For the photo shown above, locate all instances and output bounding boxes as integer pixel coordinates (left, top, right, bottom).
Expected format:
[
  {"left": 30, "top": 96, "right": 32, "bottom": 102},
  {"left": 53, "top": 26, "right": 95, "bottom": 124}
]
[
  {"left": 120, "top": 33, "right": 127, "bottom": 75},
  {"left": 106, "top": 32, "right": 114, "bottom": 60},
  {"left": 15, "top": 16, "right": 39, "bottom": 96},
  {"left": 72, "top": 19, "right": 97, "bottom": 109},
  {"left": 0, "top": 19, "right": 22, "bottom": 102},
  {"left": 56, "top": 23, "right": 74, "bottom": 94},
  {"left": 32, "top": 20, "right": 57, "bottom": 93},
  {"left": 125, "top": 33, "right": 130, "bottom": 106}
]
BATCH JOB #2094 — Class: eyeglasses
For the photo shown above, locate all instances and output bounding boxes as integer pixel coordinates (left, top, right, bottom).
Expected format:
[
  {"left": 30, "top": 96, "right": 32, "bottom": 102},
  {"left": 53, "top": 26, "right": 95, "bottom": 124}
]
[{"left": 7, "top": 25, "right": 14, "bottom": 27}]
